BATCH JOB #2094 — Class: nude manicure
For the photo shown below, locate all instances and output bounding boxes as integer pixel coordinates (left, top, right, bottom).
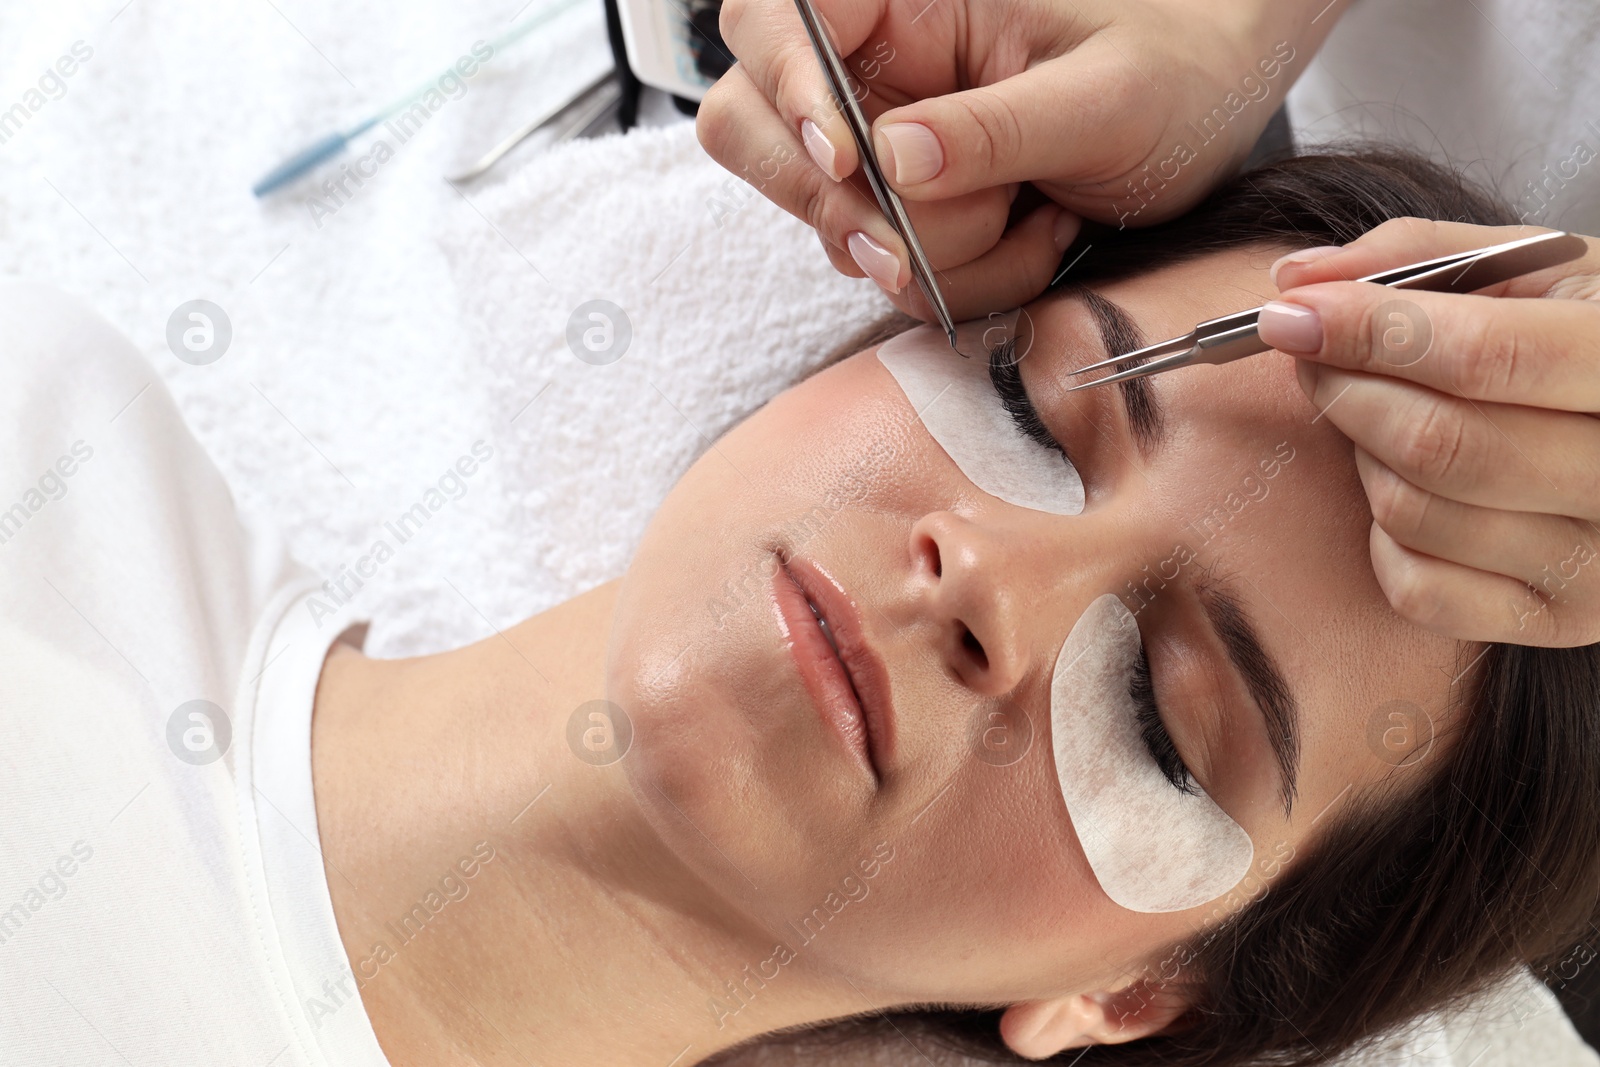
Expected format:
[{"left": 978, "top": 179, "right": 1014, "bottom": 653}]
[
  {"left": 847, "top": 231, "right": 904, "bottom": 293},
  {"left": 801, "top": 118, "right": 841, "bottom": 182},
  {"left": 1258, "top": 300, "right": 1324, "bottom": 354},
  {"left": 1270, "top": 245, "right": 1345, "bottom": 288},
  {"left": 876, "top": 122, "right": 943, "bottom": 186}
]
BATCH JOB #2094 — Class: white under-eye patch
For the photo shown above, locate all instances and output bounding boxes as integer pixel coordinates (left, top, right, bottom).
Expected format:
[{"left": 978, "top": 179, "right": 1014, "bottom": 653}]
[
  {"left": 1051, "top": 594, "right": 1255, "bottom": 913},
  {"left": 877, "top": 327, "right": 1084, "bottom": 515}
]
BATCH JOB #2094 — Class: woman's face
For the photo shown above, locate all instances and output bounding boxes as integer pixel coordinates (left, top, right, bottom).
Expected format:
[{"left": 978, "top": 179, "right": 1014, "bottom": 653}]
[{"left": 606, "top": 247, "right": 1465, "bottom": 1006}]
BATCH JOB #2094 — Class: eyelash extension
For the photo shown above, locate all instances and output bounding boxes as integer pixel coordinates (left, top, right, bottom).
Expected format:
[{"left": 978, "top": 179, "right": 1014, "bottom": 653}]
[
  {"left": 987, "top": 340, "right": 1075, "bottom": 466},
  {"left": 1132, "top": 644, "right": 1198, "bottom": 795}
]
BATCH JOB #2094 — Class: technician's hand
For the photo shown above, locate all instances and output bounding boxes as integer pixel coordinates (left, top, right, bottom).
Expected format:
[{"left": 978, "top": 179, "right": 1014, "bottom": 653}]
[
  {"left": 1261, "top": 218, "right": 1600, "bottom": 647},
  {"left": 697, "top": 0, "right": 1321, "bottom": 323}
]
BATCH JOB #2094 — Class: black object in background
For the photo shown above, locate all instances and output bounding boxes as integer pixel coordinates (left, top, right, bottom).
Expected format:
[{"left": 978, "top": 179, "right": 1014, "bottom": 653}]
[
  {"left": 602, "top": 0, "right": 728, "bottom": 124},
  {"left": 601, "top": 0, "right": 643, "bottom": 129},
  {"left": 580, "top": 16, "right": 1600, "bottom": 1050},
  {"left": 687, "top": 0, "right": 731, "bottom": 81}
]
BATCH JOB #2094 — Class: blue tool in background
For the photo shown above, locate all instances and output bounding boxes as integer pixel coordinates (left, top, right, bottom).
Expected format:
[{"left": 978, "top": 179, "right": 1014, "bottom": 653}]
[{"left": 251, "top": 0, "right": 583, "bottom": 197}]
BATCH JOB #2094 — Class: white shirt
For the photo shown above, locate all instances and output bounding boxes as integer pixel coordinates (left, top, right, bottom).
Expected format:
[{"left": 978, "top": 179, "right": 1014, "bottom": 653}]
[
  {"left": 0, "top": 282, "right": 390, "bottom": 1066},
  {"left": 0, "top": 281, "right": 1591, "bottom": 1067},
  {"left": 1288, "top": 0, "right": 1600, "bottom": 236}
]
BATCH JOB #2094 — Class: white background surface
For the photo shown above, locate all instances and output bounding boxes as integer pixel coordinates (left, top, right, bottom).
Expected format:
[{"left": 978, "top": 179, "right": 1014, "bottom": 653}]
[
  {"left": 1, "top": 2, "right": 1595, "bottom": 1063},
  {"left": 0, "top": 0, "right": 883, "bottom": 658}
]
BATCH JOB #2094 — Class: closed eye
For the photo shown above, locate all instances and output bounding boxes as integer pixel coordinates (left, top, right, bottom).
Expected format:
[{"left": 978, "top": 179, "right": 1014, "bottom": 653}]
[
  {"left": 988, "top": 340, "right": 1075, "bottom": 466},
  {"left": 1132, "top": 642, "right": 1197, "bottom": 795}
]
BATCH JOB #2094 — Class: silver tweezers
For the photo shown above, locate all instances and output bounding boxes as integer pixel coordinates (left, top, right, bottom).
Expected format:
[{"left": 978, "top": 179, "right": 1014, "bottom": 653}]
[
  {"left": 1066, "top": 230, "right": 1588, "bottom": 391},
  {"left": 447, "top": 68, "right": 621, "bottom": 183},
  {"left": 793, "top": 0, "right": 960, "bottom": 350}
]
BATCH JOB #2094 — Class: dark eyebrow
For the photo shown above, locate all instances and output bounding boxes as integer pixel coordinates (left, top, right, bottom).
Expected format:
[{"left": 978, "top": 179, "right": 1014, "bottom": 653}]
[
  {"left": 1071, "top": 287, "right": 1166, "bottom": 454},
  {"left": 1196, "top": 578, "right": 1301, "bottom": 817}
]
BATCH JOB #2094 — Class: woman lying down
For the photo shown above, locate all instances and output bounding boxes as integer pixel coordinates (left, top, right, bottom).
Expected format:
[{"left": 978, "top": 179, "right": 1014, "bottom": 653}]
[{"left": 4, "top": 147, "right": 1598, "bottom": 1067}]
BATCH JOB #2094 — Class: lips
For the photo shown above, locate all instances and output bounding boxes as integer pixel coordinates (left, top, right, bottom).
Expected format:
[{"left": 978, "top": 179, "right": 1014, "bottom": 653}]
[{"left": 772, "top": 555, "right": 897, "bottom": 782}]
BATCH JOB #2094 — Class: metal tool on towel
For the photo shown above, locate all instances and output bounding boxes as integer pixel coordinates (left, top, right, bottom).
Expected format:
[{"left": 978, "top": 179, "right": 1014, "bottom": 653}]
[
  {"left": 792, "top": 0, "right": 961, "bottom": 352},
  {"left": 1065, "top": 230, "right": 1589, "bottom": 391},
  {"left": 447, "top": 67, "right": 622, "bottom": 182},
  {"left": 250, "top": 0, "right": 585, "bottom": 196}
]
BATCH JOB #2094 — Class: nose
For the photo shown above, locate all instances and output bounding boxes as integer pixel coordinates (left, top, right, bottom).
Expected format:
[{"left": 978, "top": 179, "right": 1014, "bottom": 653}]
[{"left": 907, "top": 510, "right": 1029, "bottom": 697}]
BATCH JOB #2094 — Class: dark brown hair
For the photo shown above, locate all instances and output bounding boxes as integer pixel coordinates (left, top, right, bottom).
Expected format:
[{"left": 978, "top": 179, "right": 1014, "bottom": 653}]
[{"left": 716, "top": 147, "right": 1600, "bottom": 1066}]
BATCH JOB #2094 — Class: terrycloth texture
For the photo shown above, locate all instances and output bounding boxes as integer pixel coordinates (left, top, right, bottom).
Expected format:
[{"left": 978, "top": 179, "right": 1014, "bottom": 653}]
[
  {"left": 0, "top": 3, "right": 1594, "bottom": 1065},
  {"left": 0, "top": 0, "right": 883, "bottom": 658},
  {"left": 708, "top": 970, "right": 1595, "bottom": 1067}
]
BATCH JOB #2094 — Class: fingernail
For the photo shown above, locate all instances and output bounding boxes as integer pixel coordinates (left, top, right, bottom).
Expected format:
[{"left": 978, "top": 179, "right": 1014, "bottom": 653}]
[
  {"left": 1270, "top": 245, "right": 1345, "bottom": 288},
  {"left": 847, "top": 231, "right": 904, "bottom": 293},
  {"left": 801, "top": 118, "right": 841, "bottom": 182},
  {"left": 876, "top": 122, "right": 943, "bottom": 186},
  {"left": 1258, "top": 300, "right": 1323, "bottom": 355},
  {"left": 1053, "top": 210, "right": 1081, "bottom": 253}
]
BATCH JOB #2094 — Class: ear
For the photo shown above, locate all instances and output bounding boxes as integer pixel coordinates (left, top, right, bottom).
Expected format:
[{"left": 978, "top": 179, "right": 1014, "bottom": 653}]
[{"left": 998, "top": 981, "right": 1191, "bottom": 1060}]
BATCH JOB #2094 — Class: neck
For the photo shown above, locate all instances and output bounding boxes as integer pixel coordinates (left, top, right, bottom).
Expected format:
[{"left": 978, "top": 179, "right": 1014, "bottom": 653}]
[{"left": 311, "top": 580, "right": 876, "bottom": 1066}]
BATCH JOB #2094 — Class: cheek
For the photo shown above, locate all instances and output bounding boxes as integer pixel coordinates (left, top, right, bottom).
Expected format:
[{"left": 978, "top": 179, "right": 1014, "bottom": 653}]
[
  {"left": 609, "top": 352, "right": 943, "bottom": 653},
  {"left": 729, "top": 352, "right": 963, "bottom": 519},
  {"left": 600, "top": 355, "right": 968, "bottom": 930},
  {"left": 859, "top": 747, "right": 1212, "bottom": 1000}
]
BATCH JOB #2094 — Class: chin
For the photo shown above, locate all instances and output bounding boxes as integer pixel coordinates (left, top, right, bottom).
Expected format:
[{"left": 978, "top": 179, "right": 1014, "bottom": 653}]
[
  {"left": 606, "top": 520, "right": 871, "bottom": 916},
  {"left": 600, "top": 365, "right": 900, "bottom": 908},
  {"left": 604, "top": 522, "right": 775, "bottom": 881}
]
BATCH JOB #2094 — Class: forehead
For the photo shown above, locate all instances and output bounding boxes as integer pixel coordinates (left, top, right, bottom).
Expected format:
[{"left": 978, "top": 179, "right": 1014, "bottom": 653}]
[{"left": 1024, "top": 249, "right": 1468, "bottom": 828}]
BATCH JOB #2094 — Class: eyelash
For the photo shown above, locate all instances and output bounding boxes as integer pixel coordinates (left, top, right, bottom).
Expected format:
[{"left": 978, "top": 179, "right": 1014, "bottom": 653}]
[
  {"left": 1132, "top": 644, "right": 1197, "bottom": 795},
  {"left": 988, "top": 341, "right": 1191, "bottom": 794},
  {"left": 987, "top": 341, "right": 1076, "bottom": 468}
]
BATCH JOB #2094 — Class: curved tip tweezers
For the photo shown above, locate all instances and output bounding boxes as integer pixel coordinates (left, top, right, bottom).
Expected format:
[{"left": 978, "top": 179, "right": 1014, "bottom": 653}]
[{"left": 792, "top": 0, "right": 962, "bottom": 353}]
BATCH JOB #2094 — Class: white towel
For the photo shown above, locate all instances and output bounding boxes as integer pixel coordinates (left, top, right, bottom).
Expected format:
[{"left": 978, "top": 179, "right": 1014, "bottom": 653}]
[
  {"left": 0, "top": 0, "right": 883, "bottom": 657},
  {"left": 0, "top": 2, "right": 1592, "bottom": 1064}
]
